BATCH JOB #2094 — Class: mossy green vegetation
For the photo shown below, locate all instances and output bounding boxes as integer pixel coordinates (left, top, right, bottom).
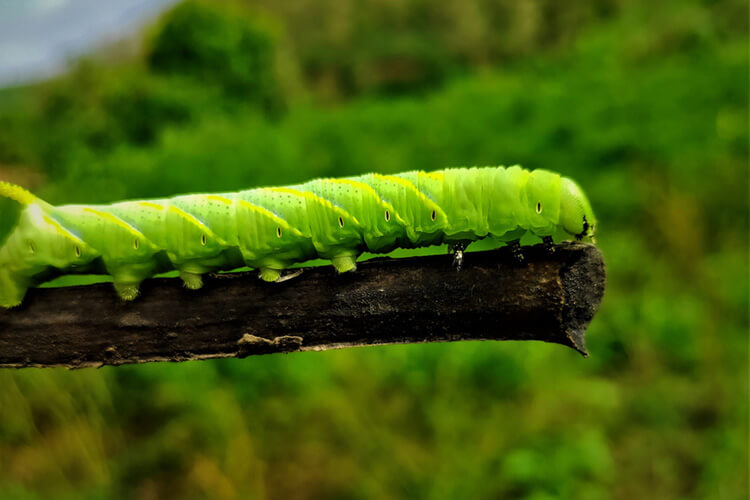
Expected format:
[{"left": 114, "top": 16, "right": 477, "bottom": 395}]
[{"left": 0, "top": 0, "right": 747, "bottom": 498}]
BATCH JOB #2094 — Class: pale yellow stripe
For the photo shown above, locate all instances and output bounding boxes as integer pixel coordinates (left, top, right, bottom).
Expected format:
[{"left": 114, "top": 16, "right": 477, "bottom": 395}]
[
  {"left": 167, "top": 205, "right": 207, "bottom": 229},
  {"left": 320, "top": 178, "right": 382, "bottom": 201},
  {"left": 137, "top": 201, "right": 165, "bottom": 210},
  {"left": 422, "top": 171, "right": 445, "bottom": 182},
  {"left": 238, "top": 199, "right": 304, "bottom": 237},
  {"left": 205, "top": 195, "right": 234, "bottom": 205},
  {"left": 320, "top": 178, "right": 407, "bottom": 225},
  {"left": 372, "top": 174, "right": 447, "bottom": 219},
  {"left": 166, "top": 204, "right": 229, "bottom": 246},
  {"left": 265, "top": 187, "right": 361, "bottom": 226},
  {"left": 0, "top": 181, "right": 35, "bottom": 205},
  {"left": 41, "top": 214, "right": 85, "bottom": 244},
  {"left": 83, "top": 207, "right": 148, "bottom": 239}
]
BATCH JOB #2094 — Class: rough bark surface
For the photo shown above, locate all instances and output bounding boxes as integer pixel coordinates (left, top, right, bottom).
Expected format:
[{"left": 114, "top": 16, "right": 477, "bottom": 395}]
[{"left": 0, "top": 242, "right": 605, "bottom": 368}]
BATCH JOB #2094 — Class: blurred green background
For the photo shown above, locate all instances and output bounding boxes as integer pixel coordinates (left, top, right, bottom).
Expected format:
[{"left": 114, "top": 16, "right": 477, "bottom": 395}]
[{"left": 0, "top": 0, "right": 747, "bottom": 498}]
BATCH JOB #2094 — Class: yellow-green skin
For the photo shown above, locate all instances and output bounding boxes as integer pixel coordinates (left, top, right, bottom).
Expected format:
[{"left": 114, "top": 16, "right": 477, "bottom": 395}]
[{"left": 0, "top": 166, "right": 596, "bottom": 308}]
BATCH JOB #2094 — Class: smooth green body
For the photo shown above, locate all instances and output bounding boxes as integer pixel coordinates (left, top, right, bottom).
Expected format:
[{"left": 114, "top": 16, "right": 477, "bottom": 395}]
[{"left": 0, "top": 166, "right": 596, "bottom": 307}]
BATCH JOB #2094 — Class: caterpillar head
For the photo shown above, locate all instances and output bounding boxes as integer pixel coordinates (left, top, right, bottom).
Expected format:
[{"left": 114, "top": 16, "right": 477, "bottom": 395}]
[{"left": 559, "top": 177, "right": 596, "bottom": 241}]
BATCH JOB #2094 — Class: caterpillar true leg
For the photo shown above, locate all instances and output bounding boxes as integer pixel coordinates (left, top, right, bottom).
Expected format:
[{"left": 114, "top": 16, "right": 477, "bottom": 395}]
[
  {"left": 507, "top": 239, "right": 525, "bottom": 265},
  {"left": 450, "top": 241, "right": 470, "bottom": 272},
  {"left": 542, "top": 236, "right": 555, "bottom": 255}
]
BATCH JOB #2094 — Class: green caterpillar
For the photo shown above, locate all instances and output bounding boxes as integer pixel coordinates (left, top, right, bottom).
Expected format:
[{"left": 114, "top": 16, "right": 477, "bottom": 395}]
[{"left": 0, "top": 166, "right": 596, "bottom": 308}]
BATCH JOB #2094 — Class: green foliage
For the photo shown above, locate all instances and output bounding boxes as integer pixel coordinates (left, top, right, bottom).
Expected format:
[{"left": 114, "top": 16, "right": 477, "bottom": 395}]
[
  {"left": 30, "top": 66, "right": 203, "bottom": 174},
  {"left": 0, "top": 0, "right": 747, "bottom": 498},
  {"left": 0, "top": 1, "right": 289, "bottom": 175},
  {"left": 148, "top": 0, "right": 284, "bottom": 111},
  {"left": 248, "top": 0, "right": 625, "bottom": 97}
]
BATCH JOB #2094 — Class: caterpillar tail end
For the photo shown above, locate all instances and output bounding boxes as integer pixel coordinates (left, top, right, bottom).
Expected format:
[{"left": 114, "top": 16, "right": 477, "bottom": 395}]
[
  {"left": 331, "top": 254, "right": 357, "bottom": 274},
  {"left": 0, "top": 182, "right": 40, "bottom": 308},
  {"left": 0, "top": 181, "right": 38, "bottom": 249},
  {"left": 180, "top": 271, "right": 204, "bottom": 290},
  {"left": 113, "top": 282, "right": 141, "bottom": 301}
]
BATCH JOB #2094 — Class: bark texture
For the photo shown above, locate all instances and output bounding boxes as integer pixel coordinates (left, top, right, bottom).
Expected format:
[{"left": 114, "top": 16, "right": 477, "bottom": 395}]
[{"left": 0, "top": 242, "right": 605, "bottom": 368}]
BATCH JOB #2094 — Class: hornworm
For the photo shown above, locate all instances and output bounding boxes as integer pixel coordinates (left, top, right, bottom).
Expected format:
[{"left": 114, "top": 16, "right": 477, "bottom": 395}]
[{"left": 0, "top": 166, "right": 596, "bottom": 307}]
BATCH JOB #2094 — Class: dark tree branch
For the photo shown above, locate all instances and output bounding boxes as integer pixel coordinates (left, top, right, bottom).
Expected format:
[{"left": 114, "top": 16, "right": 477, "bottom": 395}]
[{"left": 0, "top": 242, "right": 605, "bottom": 368}]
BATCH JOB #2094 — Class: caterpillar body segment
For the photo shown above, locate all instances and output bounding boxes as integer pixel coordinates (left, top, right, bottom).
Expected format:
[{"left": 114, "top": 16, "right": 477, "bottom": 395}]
[{"left": 0, "top": 166, "right": 597, "bottom": 307}]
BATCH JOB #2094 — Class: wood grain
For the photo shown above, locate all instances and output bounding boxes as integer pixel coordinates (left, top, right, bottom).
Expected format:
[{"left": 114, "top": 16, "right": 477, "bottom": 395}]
[{"left": 0, "top": 242, "right": 606, "bottom": 368}]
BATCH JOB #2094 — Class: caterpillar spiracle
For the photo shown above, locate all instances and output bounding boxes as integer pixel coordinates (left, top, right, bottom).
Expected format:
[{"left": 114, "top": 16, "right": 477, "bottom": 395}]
[{"left": 0, "top": 166, "right": 596, "bottom": 308}]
